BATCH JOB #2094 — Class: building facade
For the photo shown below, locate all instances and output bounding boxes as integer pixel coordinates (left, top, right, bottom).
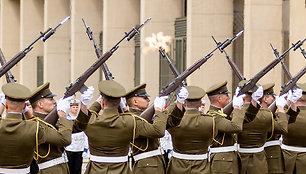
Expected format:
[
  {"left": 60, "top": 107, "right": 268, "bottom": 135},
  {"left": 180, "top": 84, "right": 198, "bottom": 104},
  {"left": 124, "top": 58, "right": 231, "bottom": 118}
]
[{"left": 0, "top": 0, "right": 305, "bottom": 105}]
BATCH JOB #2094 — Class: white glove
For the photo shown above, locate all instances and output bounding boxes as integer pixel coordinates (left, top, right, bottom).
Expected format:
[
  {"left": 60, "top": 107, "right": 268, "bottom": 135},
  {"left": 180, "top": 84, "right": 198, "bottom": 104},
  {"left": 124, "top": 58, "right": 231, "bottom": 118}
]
[
  {"left": 80, "top": 86, "right": 94, "bottom": 106},
  {"left": 154, "top": 96, "right": 169, "bottom": 110},
  {"left": 232, "top": 87, "right": 246, "bottom": 107},
  {"left": 252, "top": 86, "right": 263, "bottom": 103},
  {"left": 276, "top": 93, "right": 288, "bottom": 107},
  {"left": 287, "top": 88, "right": 303, "bottom": 103},
  {"left": 0, "top": 92, "right": 5, "bottom": 105},
  {"left": 22, "top": 100, "right": 30, "bottom": 113},
  {"left": 120, "top": 98, "right": 127, "bottom": 109},
  {"left": 57, "top": 96, "right": 74, "bottom": 113},
  {"left": 176, "top": 87, "right": 189, "bottom": 104}
]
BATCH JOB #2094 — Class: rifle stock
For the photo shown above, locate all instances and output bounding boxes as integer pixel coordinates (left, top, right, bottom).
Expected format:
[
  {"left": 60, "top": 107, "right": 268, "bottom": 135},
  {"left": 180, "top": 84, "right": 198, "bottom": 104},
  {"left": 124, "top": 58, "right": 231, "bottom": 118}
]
[{"left": 44, "top": 18, "right": 151, "bottom": 125}]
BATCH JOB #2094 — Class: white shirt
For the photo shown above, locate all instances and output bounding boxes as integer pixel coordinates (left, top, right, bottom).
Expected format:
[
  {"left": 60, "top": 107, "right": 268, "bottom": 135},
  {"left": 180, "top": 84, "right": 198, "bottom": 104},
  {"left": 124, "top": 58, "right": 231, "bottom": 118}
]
[
  {"left": 65, "top": 113, "right": 89, "bottom": 152},
  {"left": 160, "top": 130, "right": 173, "bottom": 151}
]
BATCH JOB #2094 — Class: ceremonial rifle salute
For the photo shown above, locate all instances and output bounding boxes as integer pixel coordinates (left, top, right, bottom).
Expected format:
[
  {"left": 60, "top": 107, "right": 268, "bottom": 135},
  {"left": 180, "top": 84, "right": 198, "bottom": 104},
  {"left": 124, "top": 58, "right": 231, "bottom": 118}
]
[
  {"left": 206, "top": 81, "right": 258, "bottom": 174},
  {"left": 282, "top": 83, "right": 306, "bottom": 174},
  {"left": 125, "top": 84, "right": 187, "bottom": 174},
  {"left": 0, "top": 83, "right": 73, "bottom": 173},
  {"left": 167, "top": 85, "right": 246, "bottom": 174},
  {"left": 74, "top": 80, "right": 171, "bottom": 174},
  {"left": 28, "top": 82, "right": 75, "bottom": 173},
  {"left": 237, "top": 80, "right": 300, "bottom": 174}
]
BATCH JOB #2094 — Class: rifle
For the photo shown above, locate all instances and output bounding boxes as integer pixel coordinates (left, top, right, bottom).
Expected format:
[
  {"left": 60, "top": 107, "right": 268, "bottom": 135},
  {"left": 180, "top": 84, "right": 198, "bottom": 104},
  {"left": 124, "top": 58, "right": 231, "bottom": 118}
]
[
  {"left": 270, "top": 43, "right": 292, "bottom": 80},
  {"left": 159, "top": 47, "right": 187, "bottom": 86},
  {"left": 82, "top": 18, "right": 114, "bottom": 81},
  {"left": 212, "top": 30, "right": 245, "bottom": 81},
  {"left": 223, "top": 39, "right": 305, "bottom": 115},
  {"left": 0, "top": 48, "right": 16, "bottom": 83},
  {"left": 0, "top": 16, "right": 70, "bottom": 78},
  {"left": 82, "top": 18, "right": 124, "bottom": 113},
  {"left": 44, "top": 17, "right": 151, "bottom": 125},
  {"left": 268, "top": 66, "right": 306, "bottom": 113},
  {"left": 140, "top": 32, "right": 243, "bottom": 121}
]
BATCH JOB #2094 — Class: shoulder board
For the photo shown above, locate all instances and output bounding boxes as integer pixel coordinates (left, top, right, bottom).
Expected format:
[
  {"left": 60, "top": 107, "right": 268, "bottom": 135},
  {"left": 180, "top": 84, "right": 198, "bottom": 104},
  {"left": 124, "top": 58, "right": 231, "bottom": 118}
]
[{"left": 89, "top": 110, "right": 99, "bottom": 117}]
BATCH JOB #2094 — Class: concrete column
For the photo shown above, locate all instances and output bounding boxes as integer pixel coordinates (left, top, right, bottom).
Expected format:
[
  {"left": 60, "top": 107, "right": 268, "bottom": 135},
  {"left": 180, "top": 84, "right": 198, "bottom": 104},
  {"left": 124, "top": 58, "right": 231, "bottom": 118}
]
[
  {"left": 20, "top": 0, "right": 44, "bottom": 89},
  {"left": 0, "top": 0, "right": 20, "bottom": 85},
  {"left": 289, "top": 0, "right": 306, "bottom": 82},
  {"left": 187, "top": 0, "right": 233, "bottom": 93},
  {"left": 44, "top": 0, "right": 71, "bottom": 97},
  {"left": 103, "top": 0, "right": 139, "bottom": 92},
  {"left": 244, "top": 0, "right": 283, "bottom": 92},
  {"left": 140, "top": 0, "right": 183, "bottom": 97},
  {"left": 71, "top": 0, "right": 102, "bottom": 99}
]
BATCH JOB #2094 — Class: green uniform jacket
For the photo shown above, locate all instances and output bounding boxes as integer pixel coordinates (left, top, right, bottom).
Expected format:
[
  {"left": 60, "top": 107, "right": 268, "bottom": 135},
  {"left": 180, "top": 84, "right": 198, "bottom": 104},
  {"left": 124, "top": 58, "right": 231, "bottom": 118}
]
[
  {"left": 34, "top": 112, "right": 73, "bottom": 174},
  {"left": 167, "top": 108, "right": 245, "bottom": 174},
  {"left": 130, "top": 103, "right": 184, "bottom": 174},
  {"left": 0, "top": 113, "right": 72, "bottom": 170},
  {"left": 265, "top": 107, "right": 298, "bottom": 174},
  {"left": 75, "top": 104, "right": 169, "bottom": 174},
  {"left": 282, "top": 105, "right": 306, "bottom": 174},
  {"left": 208, "top": 105, "right": 257, "bottom": 174},
  {"left": 238, "top": 103, "right": 290, "bottom": 174}
]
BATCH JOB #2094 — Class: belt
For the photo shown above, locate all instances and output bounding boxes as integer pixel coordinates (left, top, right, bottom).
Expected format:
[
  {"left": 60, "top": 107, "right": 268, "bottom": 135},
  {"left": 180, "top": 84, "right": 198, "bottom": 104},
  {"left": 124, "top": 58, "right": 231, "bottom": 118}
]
[
  {"left": 281, "top": 144, "right": 306, "bottom": 152},
  {"left": 238, "top": 145, "right": 265, "bottom": 153},
  {"left": 264, "top": 140, "right": 281, "bottom": 148},
  {"left": 133, "top": 148, "right": 163, "bottom": 161},
  {"left": 90, "top": 154, "right": 128, "bottom": 163},
  {"left": 209, "top": 144, "right": 238, "bottom": 153},
  {"left": 38, "top": 153, "right": 68, "bottom": 170},
  {"left": 172, "top": 151, "right": 208, "bottom": 160},
  {"left": 0, "top": 167, "right": 30, "bottom": 174}
]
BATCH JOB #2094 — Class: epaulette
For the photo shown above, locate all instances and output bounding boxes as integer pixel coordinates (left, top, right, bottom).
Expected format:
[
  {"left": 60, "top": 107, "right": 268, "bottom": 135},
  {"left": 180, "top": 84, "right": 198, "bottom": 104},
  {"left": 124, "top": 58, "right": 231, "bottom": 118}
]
[
  {"left": 89, "top": 109, "right": 99, "bottom": 117},
  {"left": 207, "top": 110, "right": 228, "bottom": 118}
]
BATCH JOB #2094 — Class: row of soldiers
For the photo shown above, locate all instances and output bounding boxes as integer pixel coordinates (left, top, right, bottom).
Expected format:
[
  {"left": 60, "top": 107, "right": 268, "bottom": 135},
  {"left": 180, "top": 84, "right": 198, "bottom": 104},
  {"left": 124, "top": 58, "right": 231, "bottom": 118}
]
[{"left": 0, "top": 78, "right": 305, "bottom": 174}]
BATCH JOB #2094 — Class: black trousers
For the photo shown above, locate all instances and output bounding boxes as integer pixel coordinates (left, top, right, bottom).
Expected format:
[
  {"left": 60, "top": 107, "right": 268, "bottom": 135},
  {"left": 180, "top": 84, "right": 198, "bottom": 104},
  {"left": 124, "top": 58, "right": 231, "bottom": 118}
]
[{"left": 66, "top": 151, "right": 83, "bottom": 174}]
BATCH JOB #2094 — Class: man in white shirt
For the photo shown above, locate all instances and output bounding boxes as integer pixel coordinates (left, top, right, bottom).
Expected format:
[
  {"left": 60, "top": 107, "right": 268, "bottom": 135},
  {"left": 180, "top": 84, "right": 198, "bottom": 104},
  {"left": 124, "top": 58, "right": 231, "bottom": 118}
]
[{"left": 65, "top": 100, "right": 88, "bottom": 174}]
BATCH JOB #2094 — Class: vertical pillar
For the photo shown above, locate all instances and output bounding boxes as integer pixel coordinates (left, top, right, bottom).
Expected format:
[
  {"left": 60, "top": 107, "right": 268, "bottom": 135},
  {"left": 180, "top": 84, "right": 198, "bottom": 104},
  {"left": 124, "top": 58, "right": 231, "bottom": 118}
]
[
  {"left": 187, "top": 0, "right": 233, "bottom": 93},
  {"left": 244, "top": 0, "right": 283, "bottom": 91},
  {"left": 0, "top": 0, "right": 20, "bottom": 85},
  {"left": 44, "top": 0, "right": 70, "bottom": 96},
  {"left": 71, "top": 0, "right": 102, "bottom": 99},
  {"left": 289, "top": 0, "right": 306, "bottom": 81},
  {"left": 140, "top": 0, "right": 183, "bottom": 97},
  {"left": 20, "top": 0, "right": 44, "bottom": 89},
  {"left": 103, "top": 0, "right": 139, "bottom": 91}
]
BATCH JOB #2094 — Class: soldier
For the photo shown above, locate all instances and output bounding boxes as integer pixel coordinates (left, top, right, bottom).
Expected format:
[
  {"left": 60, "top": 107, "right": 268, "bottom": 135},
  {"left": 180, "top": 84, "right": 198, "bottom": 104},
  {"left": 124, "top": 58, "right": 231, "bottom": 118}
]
[
  {"left": 0, "top": 83, "right": 73, "bottom": 173},
  {"left": 74, "top": 80, "right": 171, "bottom": 173},
  {"left": 261, "top": 83, "right": 298, "bottom": 174},
  {"left": 281, "top": 83, "right": 306, "bottom": 174},
  {"left": 124, "top": 84, "right": 187, "bottom": 174},
  {"left": 167, "top": 85, "right": 246, "bottom": 174},
  {"left": 29, "top": 82, "right": 92, "bottom": 173},
  {"left": 206, "top": 81, "right": 257, "bottom": 174},
  {"left": 237, "top": 81, "right": 300, "bottom": 174}
]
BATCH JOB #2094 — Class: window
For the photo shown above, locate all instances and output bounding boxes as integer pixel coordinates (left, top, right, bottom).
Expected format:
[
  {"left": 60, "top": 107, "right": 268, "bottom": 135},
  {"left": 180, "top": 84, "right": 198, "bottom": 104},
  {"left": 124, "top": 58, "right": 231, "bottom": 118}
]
[{"left": 37, "top": 56, "right": 44, "bottom": 87}]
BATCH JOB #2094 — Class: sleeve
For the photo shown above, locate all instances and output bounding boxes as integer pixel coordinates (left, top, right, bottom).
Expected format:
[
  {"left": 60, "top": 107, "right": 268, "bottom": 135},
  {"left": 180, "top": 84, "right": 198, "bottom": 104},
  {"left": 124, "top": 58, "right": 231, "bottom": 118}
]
[
  {"left": 286, "top": 107, "right": 300, "bottom": 124},
  {"left": 215, "top": 108, "right": 244, "bottom": 133},
  {"left": 273, "top": 112, "right": 289, "bottom": 134},
  {"left": 73, "top": 109, "right": 93, "bottom": 132},
  {"left": 89, "top": 101, "right": 101, "bottom": 114},
  {"left": 243, "top": 103, "right": 260, "bottom": 123},
  {"left": 165, "top": 103, "right": 185, "bottom": 129},
  {"left": 135, "top": 110, "right": 168, "bottom": 138},
  {"left": 38, "top": 117, "right": 73, "bottom": 146}
]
